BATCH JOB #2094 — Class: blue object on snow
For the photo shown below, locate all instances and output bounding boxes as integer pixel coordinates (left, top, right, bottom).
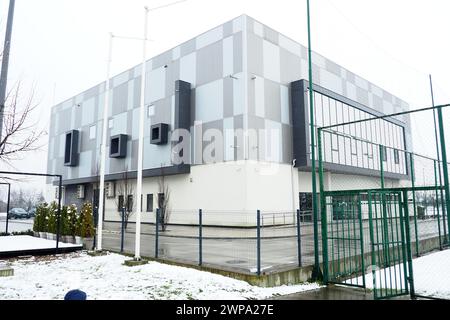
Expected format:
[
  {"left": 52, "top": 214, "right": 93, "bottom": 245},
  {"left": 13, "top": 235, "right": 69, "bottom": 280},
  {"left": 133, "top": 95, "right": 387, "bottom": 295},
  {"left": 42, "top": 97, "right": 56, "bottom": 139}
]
[{"left": 64, "top": 289, "right": 87, "bottom": 300}]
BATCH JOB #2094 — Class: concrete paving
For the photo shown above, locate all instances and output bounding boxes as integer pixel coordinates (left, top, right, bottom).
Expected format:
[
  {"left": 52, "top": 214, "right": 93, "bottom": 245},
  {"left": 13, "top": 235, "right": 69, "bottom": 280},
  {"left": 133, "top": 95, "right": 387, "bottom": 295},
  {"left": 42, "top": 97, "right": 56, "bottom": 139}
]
[
  {"left": 0, "top": 219, "right": 34, "bottom": 233},
  {"left": 274, "top": 286, "right": 374, "bottom": 300}
]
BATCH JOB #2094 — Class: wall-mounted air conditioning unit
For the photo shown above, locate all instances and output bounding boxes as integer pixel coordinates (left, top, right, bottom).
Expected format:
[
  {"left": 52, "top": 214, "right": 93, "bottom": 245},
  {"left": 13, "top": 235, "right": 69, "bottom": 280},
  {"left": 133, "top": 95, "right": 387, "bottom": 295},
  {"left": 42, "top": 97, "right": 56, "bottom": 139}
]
[
  {"left": 105, "top": 182, "right": 115, "bottom": 198},
  {"left": 77, "top": 185, "right": 85, "bottom": 199},
  {"left": 55, "top": 186, "right": 65, "bottom": 200}
]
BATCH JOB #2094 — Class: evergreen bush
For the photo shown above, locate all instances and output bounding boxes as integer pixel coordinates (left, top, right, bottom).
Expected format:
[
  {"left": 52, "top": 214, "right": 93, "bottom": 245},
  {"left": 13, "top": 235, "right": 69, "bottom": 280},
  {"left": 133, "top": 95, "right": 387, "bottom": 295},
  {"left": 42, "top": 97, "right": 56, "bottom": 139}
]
[
  {"left": 66, "top": 204, "right": 78, "bottom": 237},
  {"left": 33, "top": 203, "right": 49, "bottom": 233},
  {"left": 47, "top": 202, "right": 58, "bottom": 234},
  {"left": 76, "top": 202, "right": 95, "bottom": 238}
]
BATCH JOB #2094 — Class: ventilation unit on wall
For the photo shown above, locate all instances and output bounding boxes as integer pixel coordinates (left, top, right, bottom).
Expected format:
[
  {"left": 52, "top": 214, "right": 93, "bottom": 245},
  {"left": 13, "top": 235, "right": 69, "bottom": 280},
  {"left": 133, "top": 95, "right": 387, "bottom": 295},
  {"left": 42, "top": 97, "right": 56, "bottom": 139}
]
[
  {"left": 151, "top": 123, "right": 169, "bottom": 145},
  {"left": 55, "top": 186, "right": 65, "bottom": 200},
  {"left": 110, "top": 134, "right": 128, "bottom": 158},
  {"left": 105, "top": 182, "right": 115, "bottom": 198},
  {"left": 77, "top": 185, "right": 85, "bottom": 199}
]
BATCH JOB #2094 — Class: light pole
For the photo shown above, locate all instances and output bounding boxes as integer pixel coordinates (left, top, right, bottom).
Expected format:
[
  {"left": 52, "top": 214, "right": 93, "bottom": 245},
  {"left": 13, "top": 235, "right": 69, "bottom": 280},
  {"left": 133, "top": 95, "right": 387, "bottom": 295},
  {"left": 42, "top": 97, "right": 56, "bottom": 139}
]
[
  {"left": 95, "top": 1, "right": 187, "bottom": 258},
  {"left": 96, "top": 32, "right": 152, "bottom": 252},
  {"left": 134, "top": 0, "right": 187, "bottom": 261},
  {"left": 134, "top": 6, "right": 149, "bottom": 261},
  {"left": 96, "top": 32, "right": 114, "bottom": 252}
]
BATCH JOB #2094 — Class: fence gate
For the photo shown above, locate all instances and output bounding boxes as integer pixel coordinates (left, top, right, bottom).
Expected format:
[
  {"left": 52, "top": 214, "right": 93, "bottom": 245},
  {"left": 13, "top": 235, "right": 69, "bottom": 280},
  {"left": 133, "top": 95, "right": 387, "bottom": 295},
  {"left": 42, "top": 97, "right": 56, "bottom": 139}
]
[
  {"left": 322, "top": 191, "right": 366, "bottom": 288},
  {"left": 367, "top": 190, "right": 411, "bottom": 300}
]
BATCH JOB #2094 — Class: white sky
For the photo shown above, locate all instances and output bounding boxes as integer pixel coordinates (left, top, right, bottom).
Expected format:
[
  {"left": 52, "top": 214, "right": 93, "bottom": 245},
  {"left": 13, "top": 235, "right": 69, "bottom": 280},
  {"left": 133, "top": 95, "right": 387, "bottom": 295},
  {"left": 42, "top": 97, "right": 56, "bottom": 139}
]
[{"left": 0, "top": 0, "right": 449, "bottom": 192}]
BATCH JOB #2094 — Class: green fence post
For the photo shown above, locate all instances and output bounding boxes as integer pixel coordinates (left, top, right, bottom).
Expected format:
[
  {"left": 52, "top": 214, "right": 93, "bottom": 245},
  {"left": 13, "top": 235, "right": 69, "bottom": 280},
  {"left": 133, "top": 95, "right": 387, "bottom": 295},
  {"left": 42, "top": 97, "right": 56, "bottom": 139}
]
[
  {"left": 297, "top": 209, "right": 302, "bottom": 267},
  {"left": 379, "top": 145, "right": 385, "bottom": 189},
  {"left": 434, "top": 160, "right": 443, "bottom": 250},
  {"left": 257, "top": 210, "right": 261, "bottom": 276},
  {"left": 409, "top": 153, "right": 420, "bottom": 256},
  {"left": 318, "top": 128, "right": 328, "bottom": 283},
  {"left": 306, "top": 0, "right": 322, "bottom": 281},
  {"left": 402, "top": 190, "right": 416, "bottom": 299},
  {"left": 357, "top": 193, "right": 366, "bottom": 289},
  {"left": 199, "top": 209, "right": 203, "bottom": 266},
  {"left": 155, "top": 208, "right": 160, "bottom": 259},
  {"left": 367, "top": 192, "right": 378, "bottom": 299},
  {"left": 436, "top": 105, "right": 450, "bottom": 244},
  {"left": 379, "top": 145, "right": 390, "bottom": 266}
]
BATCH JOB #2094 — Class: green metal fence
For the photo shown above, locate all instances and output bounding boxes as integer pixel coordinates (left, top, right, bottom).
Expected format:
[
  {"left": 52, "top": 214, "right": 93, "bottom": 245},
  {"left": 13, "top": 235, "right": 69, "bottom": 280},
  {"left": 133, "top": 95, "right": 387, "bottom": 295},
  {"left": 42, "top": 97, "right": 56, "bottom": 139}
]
[{"left": 317, "top": 104, "right": 450, "bottom": 300}]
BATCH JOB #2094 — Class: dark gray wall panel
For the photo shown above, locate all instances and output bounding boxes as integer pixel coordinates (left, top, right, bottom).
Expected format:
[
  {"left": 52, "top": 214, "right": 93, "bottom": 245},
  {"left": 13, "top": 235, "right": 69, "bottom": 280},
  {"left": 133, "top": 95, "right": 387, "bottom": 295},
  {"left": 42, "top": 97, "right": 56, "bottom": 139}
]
[
  {"left": 175, "top": 80, "right": 192, "bottom": 131},
  {"left": 291, "top": 80, "right": 309, "bottom": 167},
  {"left": 112, "top": 82, "right": 128, "bottom": 115},
  {"left": 196, "top": 41, "right": 223, "bottom": 86}
]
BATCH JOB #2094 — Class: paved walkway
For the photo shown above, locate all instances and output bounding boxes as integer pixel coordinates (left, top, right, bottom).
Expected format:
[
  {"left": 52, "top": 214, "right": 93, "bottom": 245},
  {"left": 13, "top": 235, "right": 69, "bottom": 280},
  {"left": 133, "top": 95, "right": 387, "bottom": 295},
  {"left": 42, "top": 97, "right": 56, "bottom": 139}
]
[{"left": 274, "top": 286, "right": 374, "bottom": 300}]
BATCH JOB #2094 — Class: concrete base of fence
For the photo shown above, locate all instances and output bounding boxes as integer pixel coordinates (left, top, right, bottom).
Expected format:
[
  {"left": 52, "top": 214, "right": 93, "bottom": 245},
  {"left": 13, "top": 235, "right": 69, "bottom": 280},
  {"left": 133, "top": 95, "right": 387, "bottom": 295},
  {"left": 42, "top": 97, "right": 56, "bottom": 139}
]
[
  {"left": 0, "top": 266, "right": 14, "bottom": 277},
  {"left": 109, "top": 249, "right": 315, "bottom": 287},
  {"left": 87, "top": 250, "right": 108, "bottom": 257},
  {"left": 124, "top": 259, "right": 149, "bottom": 267}
]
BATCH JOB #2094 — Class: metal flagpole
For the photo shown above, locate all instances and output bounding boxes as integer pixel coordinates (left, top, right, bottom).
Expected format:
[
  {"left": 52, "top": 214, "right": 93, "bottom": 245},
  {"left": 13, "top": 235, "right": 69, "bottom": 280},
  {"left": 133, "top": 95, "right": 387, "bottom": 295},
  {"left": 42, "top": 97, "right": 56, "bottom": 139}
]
[
  {"left": 0, "top": 0, "right": 16, "bottom": 141},
  {"left": 134, "top": 7, "right": 149, "bottom": 260},
  {"left": 307, "top": 0, "right": 322, "bottom": 280},
  {"left": 96, "top": 33, "right": 114, "bottom": 252}
]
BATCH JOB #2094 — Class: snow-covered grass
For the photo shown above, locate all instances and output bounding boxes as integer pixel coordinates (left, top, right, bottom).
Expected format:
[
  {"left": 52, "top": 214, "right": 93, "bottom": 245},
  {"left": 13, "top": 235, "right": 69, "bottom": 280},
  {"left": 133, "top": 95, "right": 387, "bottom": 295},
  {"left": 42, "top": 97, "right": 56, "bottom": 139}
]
[
  {"left": 0, "top": 252, "right": 320, "bottom": 300},
  {"left": 352, "top": 249, "right": 450, "bottom": 299},
  {"left": 0, "top": 236, "right": 81, "bottom": 252}
]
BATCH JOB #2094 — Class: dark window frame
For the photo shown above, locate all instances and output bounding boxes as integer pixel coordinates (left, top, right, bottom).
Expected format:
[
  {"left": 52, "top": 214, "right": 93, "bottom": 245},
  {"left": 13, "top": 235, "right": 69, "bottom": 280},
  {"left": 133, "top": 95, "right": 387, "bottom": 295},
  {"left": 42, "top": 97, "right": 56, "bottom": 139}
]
[
  {"left": 146, "top": 194, "right": 154, "bottom": 212},
  {"left": 118, "top": 195, "right": 124, "bottom": 212}
]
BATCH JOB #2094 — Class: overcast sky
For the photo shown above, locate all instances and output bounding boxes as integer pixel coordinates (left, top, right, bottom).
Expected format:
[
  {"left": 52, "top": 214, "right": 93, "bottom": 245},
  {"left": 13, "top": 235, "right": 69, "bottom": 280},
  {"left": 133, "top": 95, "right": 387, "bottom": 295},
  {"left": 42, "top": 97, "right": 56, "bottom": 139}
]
[{"left": 0, "top": 0, "right": 449, "bottom": 191}]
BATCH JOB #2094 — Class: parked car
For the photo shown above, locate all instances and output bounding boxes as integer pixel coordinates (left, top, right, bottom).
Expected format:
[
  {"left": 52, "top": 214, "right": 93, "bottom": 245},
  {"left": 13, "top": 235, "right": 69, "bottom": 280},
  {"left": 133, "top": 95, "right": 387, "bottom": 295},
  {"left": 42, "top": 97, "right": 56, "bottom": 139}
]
[
  {"left": 27, "top": 207, "right": 36, "bottom": 218},
  {"left": 7, "top": 208, "right": 30, "bottom": 219}
]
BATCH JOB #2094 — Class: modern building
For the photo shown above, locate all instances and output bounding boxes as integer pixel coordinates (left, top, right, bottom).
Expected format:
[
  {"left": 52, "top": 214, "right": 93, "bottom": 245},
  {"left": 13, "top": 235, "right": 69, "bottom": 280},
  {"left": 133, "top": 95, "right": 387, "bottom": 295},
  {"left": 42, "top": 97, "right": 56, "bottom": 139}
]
[{"left": 46, "top": 15, "right": 412, "bottom": 226}]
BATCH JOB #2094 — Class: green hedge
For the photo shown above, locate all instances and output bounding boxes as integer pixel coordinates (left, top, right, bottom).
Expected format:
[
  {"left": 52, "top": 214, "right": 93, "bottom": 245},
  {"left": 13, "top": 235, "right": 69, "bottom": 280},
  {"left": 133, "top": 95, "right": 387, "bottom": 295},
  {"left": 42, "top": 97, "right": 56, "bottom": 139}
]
[{"left": 33, "top": 202, "right": 95, "bottom": 238}]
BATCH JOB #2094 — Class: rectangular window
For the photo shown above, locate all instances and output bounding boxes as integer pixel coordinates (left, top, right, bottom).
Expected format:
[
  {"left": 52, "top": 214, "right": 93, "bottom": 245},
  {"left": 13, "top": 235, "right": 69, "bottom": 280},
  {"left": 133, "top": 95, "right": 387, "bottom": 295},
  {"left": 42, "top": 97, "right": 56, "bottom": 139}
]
[
  {"left": 118, "top": 195, "right": 124, "bottom": 212},
  {"left": 382, "top": 146, "right": 388, "bottom": 162},
  {"left": 394, "top": 149, "right": 400, "bottom": 164},
  {"left": 127, "top": 195, "right": 133, "bottom": 212},
  {"left": 158, "top": 193, "right": 165, "bottom": 209},
  {"left": 146, "top": 194, "right": 154, "bottom": 212}
]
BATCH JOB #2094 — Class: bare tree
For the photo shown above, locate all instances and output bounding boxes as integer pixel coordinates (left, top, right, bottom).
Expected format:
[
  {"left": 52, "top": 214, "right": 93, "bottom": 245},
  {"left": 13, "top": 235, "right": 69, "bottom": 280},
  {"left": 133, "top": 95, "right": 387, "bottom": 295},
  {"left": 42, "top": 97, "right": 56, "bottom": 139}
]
[
  {"left": 0, "top": 81, "right": 47, "bottom": 164},
  {"left": 158, "top": 165, "right": 171, "bottom": 232},
  {"left": 114, "top": 167, "right": 135, "bottom": 229}
]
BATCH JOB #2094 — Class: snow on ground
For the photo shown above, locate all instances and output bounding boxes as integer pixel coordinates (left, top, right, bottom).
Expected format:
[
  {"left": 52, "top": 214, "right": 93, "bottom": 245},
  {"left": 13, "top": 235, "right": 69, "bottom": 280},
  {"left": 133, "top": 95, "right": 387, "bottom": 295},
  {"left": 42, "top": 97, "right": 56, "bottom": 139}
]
[
  {"left": 352, "top": 249, "right": 450, "bottom": 299},
  {"left": 0, "top": 252, "right": 320, "bottom": 300},
  {"left": 0, "top": 236, "right": 81, "bottom": 252}
]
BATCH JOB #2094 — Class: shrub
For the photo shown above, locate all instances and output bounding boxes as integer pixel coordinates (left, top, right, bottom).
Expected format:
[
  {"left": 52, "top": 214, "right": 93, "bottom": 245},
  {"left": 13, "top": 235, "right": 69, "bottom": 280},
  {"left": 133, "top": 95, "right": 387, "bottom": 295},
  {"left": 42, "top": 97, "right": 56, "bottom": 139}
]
[
  {"left": 66, "top": 204, "right": 78, "bottom": 237},
  {"left": 33, "top": 203, "right": 49, "bottom": 233},
  {"left": 60, "top": 205, "right": 69, "bottom": 236},
  {"left": 76, "top": 202, "right": 95, "bottom": 238},
  {"left": 47, "top": 202, "right": 58, "bottom": 234}
]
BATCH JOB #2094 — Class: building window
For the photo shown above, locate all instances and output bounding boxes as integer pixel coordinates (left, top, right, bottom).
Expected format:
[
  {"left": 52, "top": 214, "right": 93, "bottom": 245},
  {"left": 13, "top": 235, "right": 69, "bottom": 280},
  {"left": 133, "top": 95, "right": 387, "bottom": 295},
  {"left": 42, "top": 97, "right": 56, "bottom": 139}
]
[
  {"left": 64, "top": 130, "right": 79, "bottom": 167},
  {"left": 158, "top": 193, "right": 165, "bottom": 209},
  {"left": 118, "top": 195, "right": 124, "bottom": 212},
  {"left": 146, "top": 194, "right": 154, "bottom": 212},
  {"left": 127, "top": 195, "right": 133, "bottom": 212},
  {"left": 382, "top": 146, "right": 388, "bottom": 162},
  {"left": 394, "top": 149, "right": 400, "bottom": 164},
  {"left": 89, "top": 125, "right": 96, "bottom": 140}
]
